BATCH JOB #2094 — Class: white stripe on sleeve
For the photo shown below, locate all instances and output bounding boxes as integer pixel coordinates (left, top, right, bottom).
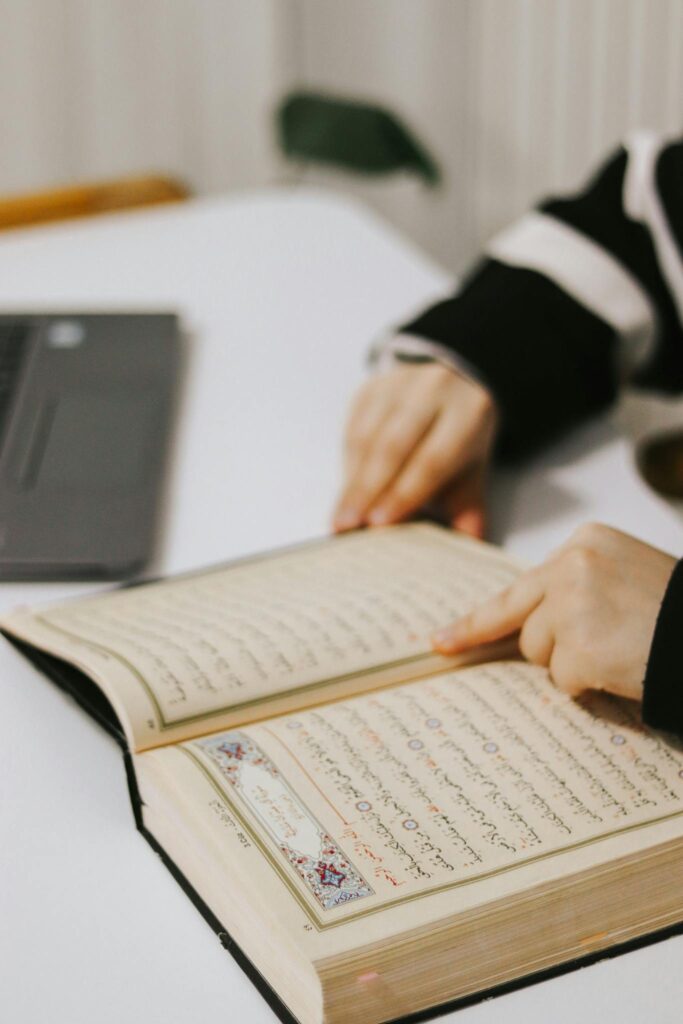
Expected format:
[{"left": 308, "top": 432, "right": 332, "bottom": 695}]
[
  {"left": 624, "top": 131, "right": 683, "bottom": 328},
  {"left": 486, "top": 210, "right": 656, "bottom": 374}
]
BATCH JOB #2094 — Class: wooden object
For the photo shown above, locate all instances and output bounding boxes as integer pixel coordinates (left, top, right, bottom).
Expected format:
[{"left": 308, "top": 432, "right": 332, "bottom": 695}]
[{"left": 0, "top": 175, "right": 190, "bottom": 230}]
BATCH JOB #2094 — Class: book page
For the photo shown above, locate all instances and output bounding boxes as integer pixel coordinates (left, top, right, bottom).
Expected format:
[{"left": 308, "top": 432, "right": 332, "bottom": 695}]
[
  {"left": 1, "top": 524, "right": 519, "bottom": 750},
  {"left": 143, "top": 660, "right": 683, "bottom": 954}
]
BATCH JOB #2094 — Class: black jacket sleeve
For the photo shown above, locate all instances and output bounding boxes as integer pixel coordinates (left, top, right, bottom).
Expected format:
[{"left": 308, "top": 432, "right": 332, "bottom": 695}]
[
  {"left": 398, "top": 136, "right": 683, "bottom": 463},
  {"left": 642, "top": 559, "right": 683, "bottom": 739}
]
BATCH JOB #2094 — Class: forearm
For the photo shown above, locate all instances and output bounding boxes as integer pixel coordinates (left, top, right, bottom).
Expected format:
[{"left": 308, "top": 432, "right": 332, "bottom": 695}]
[
  {"left": 392, "top": 135, "right": 683, "bottom": 462},
  {"left": 400, "top": 259, "right": 621, "bottom": 462}
]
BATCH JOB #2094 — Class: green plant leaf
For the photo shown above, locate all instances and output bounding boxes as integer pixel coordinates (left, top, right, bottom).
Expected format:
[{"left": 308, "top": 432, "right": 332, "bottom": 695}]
[{"left": 277, "top": 91, "right": 440, "bottom": 186}]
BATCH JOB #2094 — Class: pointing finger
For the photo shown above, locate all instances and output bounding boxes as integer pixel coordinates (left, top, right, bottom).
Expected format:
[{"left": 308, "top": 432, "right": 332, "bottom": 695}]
[{"left": 432, "top": 566, "right": 547, "bottom": 654}]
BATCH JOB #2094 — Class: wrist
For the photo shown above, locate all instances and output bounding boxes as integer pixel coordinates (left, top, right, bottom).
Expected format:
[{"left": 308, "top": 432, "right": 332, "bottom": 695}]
[
  {"left": 373, "top": 331, "right": 497, "bottom": 409},
  {"left": 371, "top": 331, "right": 486, "bottom": 383}
]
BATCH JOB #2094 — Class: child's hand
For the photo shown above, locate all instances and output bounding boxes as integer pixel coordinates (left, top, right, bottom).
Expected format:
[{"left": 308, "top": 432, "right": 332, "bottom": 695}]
[
  {"left": 433, "top": 524, "right": 676, "bottom": 702},
  {"left": 333, "top": 363, "right": 497, "bottom": 537}
]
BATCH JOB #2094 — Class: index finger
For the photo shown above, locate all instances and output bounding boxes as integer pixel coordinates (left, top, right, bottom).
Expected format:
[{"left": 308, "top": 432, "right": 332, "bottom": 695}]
[{"left": 432, "top": 566, "right": 547, "bottom": 654}]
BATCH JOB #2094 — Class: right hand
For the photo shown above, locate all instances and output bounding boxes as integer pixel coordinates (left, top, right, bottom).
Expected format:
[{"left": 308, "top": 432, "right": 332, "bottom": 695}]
[
  {"left": 432, "top": 523, "right": 676, "bottom": 703},
  {"left": 333, "top": 363, "right": 497, "bottom": 538}
]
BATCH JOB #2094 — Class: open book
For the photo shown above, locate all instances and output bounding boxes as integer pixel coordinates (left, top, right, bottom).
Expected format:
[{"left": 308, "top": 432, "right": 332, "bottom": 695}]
[{"left": 4, "top": 522, "right": 683, "bottom": 1024}]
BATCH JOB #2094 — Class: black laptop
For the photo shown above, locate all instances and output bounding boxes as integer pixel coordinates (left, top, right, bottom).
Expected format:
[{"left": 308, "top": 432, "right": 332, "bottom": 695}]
[{"left": 0, "top": 312, "right": 180, "bottom": 580}]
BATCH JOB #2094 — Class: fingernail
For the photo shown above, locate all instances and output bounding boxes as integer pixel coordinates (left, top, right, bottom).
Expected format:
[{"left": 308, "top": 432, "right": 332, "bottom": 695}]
[
  {"left": 368, "top": 507, "right": 391, "bottom": 526},
  {"left": 334, "top": 508, "right": 361, "bottom": 531},
  {"left": 454, "top": 509, "right": 485, "bottom": 539}
]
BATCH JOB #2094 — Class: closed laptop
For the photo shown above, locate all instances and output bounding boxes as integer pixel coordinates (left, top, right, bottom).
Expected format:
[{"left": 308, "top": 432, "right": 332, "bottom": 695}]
[{"left": 0, "top": 312, "right": 180, "bottom": 579}]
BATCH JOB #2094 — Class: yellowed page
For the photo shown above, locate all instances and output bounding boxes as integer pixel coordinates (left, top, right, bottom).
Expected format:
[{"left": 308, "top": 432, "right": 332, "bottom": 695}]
[
  {"left": 136, "top": 660, "right": 683, "bottom": 965},
  {"left": 1, "top": 524, "right": 519, "bottom": 750}
]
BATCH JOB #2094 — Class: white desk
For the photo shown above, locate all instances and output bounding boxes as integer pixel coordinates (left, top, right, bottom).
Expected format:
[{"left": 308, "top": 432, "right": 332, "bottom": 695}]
[{"left": 1, "top": 192, "right": 682, "bottom": 1024}]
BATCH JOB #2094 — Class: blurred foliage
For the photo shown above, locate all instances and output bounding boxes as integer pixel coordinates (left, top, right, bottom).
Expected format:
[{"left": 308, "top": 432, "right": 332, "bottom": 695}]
[{"left": 276, "top": 91, "right": 440, "bottom": 186}]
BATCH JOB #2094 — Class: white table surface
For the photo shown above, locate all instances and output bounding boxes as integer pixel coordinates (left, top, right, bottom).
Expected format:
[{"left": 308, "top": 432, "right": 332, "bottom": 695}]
[{"left": 1, "top": 190, "right": 682, "bottom": 1024}]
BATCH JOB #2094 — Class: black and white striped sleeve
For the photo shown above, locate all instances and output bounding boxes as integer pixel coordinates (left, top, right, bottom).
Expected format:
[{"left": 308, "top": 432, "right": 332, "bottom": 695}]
[{"left": 386, "top": 133, "right": 683, "bottom": 462}]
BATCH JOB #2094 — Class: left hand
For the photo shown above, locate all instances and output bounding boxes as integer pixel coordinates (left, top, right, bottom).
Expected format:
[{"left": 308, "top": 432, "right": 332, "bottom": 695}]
[
  {"left": 432, "top": 523, "right": 676, "bottom": 702},
  {"left": 333, "top": 363, "right": 497, "bottom": 538}
]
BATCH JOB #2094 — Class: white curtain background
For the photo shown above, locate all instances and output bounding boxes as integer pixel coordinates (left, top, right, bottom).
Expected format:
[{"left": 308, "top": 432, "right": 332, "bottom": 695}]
[{"left": 0, "top": 0, "right": 681, "bottom": 272}]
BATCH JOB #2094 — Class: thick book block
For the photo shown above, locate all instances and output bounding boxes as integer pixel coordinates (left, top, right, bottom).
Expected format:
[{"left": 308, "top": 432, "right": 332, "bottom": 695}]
[{"left": 5, "top": 524, "right": 683, "bottom": 1024}]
